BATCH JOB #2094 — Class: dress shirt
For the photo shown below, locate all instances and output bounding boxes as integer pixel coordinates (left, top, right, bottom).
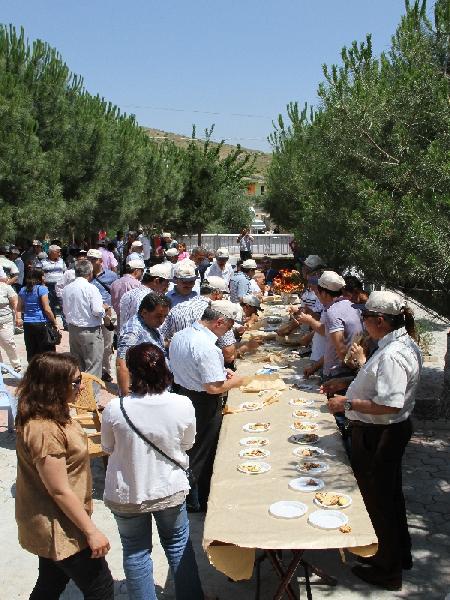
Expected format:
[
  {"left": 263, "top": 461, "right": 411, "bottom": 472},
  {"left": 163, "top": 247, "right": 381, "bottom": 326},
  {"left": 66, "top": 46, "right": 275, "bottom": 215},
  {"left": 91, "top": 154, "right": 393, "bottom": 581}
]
[
  {"left": 249, "top": 278, "right": 261, "bottom": 295},
  {"left": 110, "top": 274, "right": 143, "bottom": 317},
  {"left": 126, "top": 251, "right": 144, "bottom": 264},
  {"left": 166, "top": 287, "right": 198, "bottom": 308},
  {"left": 41, "top": 258, "right": 65, "bottom": 284},
  {"left": 169, "top": 321, "right": 226, "bottom": 392},
  {"left": 160, "top": 297, "right": 236, "bottom": 349},
  {"left": 102, "top": 391, "right": 195, "bottom": 505},
  {"left": 205, "top": 261, "right": 233, "bottom": 287},
  {"left": 117, "top": 314, "right": 165, "bottom": 359},
  {"left": 62, "top": 277, "right": 105, "bottom": 327},
  {"left": 346, "top": 327, "right": 422, "bottom": 425},
  {"left": 91, "top": 270, "right": 118, "bottom": 305},
  {"left": 229, "top": 271, "right": 251, "bottom": 303},
  {"left": 119, "top": 287, "right": 154, "bottom": 326},
  {"left": 0, "top": 256, "right": 19, "bottom": 277},
  {"left": 138, "top": 234, "right": 152, "bottom": 261},
  {"left": 99, "top": 247, "right": 118, "bottom": 272}
]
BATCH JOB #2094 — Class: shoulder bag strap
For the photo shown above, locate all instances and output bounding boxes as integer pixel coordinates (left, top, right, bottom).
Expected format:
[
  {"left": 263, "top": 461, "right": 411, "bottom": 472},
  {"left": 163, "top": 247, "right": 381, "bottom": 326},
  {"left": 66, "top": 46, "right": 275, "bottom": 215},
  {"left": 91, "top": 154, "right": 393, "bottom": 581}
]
[
  {"left": 95, "top": 275, "right": 111, "bottom": 294},
  {"left": 119, "top": 397, "right": 187, "bottom": 473}
]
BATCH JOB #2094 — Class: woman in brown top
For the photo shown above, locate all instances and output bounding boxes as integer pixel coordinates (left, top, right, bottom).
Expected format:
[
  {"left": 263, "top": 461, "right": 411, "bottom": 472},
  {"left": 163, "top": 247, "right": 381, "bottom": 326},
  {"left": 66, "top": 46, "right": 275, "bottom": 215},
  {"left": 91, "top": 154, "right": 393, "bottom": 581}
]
[{"left": 15, "top": 352, "right": 114, "bottom": 599}]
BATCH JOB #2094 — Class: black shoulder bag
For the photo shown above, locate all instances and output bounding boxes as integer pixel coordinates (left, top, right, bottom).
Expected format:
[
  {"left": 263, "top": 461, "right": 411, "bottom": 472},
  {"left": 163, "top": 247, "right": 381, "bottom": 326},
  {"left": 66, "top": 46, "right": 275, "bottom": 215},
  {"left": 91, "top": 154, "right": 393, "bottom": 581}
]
[{"left": 119, "top": 397, "right": 194, "bottom": 485}]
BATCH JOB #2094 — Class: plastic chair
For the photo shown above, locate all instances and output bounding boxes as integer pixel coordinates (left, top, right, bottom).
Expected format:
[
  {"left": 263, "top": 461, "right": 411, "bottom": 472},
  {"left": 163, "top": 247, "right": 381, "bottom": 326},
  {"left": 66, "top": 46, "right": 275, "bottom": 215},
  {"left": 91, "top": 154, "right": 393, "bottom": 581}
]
[{"left": 0, "top": 363, "right": 22, "bottom": 432}]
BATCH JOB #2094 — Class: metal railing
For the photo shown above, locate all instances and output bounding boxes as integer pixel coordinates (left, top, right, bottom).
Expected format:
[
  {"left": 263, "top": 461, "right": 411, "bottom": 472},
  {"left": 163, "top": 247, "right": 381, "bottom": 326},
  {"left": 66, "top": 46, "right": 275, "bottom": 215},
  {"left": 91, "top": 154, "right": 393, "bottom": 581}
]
[{"left": 179, "top": 233, "right": 294, "bottom": 256}]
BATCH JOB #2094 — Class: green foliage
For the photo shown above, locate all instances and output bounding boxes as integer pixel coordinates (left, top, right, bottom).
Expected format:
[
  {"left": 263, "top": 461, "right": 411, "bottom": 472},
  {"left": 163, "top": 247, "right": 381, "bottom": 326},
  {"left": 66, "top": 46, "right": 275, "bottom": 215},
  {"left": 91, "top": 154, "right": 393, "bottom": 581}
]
[
  {"left": 266, "top": 0, "right": 450, "bottom": 291},
  {"left": 206, "top": 186, "right": 253, "bottom": 233}
]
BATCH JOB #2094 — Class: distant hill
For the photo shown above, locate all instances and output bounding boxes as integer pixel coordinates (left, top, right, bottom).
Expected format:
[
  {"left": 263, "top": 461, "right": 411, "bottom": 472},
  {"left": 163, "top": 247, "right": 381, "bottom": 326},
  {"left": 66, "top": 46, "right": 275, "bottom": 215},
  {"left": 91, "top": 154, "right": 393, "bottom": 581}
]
[{"left": 144, "top": 127, "right": 271, "bottom": 176}]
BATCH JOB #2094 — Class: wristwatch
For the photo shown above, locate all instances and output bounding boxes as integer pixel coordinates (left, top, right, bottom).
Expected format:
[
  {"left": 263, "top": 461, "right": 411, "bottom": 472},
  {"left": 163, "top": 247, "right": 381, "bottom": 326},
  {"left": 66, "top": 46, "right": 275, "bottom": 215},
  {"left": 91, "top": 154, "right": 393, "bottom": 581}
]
[{"left": 344, "top": 400, "right": 353, "bottom": 411}]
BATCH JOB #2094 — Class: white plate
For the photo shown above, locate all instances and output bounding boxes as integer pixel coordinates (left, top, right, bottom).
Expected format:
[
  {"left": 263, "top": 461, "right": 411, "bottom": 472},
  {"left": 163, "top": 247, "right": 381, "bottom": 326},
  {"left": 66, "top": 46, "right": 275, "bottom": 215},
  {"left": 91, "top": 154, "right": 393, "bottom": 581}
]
[
  {"left": 290, "top": 421, "right": 319, "bottom": 432},
  {"left": 297, "top": 461, "right": 329, "bottom": 475},
  {"left": 240, "top": 436, "right": 270, "bottom": 446},
  {"left": 308, "top": 510, "right": 349, "bottom": 530},
  {"left": 239, "top": 448, "right": 271, "bottom": 459},
  {"left": 289, "top": 477, "right": 325, "bottom": 492},
  {"left": 237, "top": 461, "right": 271, "bottom": 475},
  {"left": 292, "top": 446, "right": 325, "bottom": 458},
  {"left": 266, "top": 316, "right": 283, "bottom": 324},
  {"left": 313, "top": 493, "right": 352, "bottom": 510},
  {"left": 239, "top": 401, "right": 263, "bottom": 411},
  {"left": 288, "top": 433, "right": 320, "bottom": 445},
  {"left": 292, "top": 409, "right": 320, "bottom": 419},
  {"left": 289, "top": 398, "right": 314, "bottom": 407},
  {"left": 269, "top": 501, "right": 308, "bottom": 519},
  {"left": 243, "top": 422, "right": 271, "bottom": 433}
]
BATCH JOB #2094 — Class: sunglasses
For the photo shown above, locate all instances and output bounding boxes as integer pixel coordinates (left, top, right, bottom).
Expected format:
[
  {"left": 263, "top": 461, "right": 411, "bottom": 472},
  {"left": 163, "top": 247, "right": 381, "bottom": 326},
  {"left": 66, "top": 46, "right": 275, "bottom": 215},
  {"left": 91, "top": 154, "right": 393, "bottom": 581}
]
[{"left": 71, "top": 375, "right": 82, "bottom": 389}]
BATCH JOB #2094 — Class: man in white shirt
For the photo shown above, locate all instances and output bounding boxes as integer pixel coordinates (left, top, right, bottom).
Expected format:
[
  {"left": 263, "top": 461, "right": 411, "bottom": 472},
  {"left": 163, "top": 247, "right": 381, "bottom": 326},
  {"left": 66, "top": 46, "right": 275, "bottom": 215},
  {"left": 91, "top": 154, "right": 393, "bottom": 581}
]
[
  {"left": 0, "top": 246, "right": 19, "bottom": 285},
  {"left": 204, "top": 248, "right": 234, "bottom": 288},
  {"left": 137, "top": 227, "right": 152, "bottom": 266},
  {"left": 62, "top": 259, "right": 106, "bottom": 381},
  {"left": 169, "top": 300, "right": 244, "bottom": 511}
]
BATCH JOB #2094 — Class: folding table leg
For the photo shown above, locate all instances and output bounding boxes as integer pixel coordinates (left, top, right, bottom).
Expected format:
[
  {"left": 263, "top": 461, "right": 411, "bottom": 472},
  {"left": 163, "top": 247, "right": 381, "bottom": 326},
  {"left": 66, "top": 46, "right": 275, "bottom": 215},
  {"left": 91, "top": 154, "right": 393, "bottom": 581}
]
[{"left": 269, "top": 550, "right": 303, "bottom": 600}]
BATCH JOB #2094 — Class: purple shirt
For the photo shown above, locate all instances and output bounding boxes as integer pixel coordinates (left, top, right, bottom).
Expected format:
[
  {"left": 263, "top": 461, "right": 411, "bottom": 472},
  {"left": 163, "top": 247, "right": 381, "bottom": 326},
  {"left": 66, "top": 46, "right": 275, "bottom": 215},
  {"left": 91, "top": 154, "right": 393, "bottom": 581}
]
[
  {"left": 99, "top": 247, "right": 118, "bottom": 272},
  {"left": 323, "top": 297, "right": 363, "bottom": 377},
  {"left": 110, "top": 275, "right": 143, "bottom": 325}
]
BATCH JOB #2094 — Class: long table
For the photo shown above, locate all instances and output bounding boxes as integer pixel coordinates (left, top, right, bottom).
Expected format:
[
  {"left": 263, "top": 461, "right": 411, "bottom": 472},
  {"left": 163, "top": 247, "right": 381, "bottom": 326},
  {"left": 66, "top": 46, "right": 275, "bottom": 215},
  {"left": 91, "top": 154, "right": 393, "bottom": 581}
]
[{"left": 202, "top": 323, "right": 377, "bottom": 596}]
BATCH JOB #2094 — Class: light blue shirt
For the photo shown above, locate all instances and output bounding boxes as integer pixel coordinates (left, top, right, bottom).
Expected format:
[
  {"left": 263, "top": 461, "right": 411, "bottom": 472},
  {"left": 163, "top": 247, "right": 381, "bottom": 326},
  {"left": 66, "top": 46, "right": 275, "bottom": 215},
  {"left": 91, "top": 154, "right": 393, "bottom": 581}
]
[
  {"left": 229, "top": 271, "right": 251, "bottom": 303},
  {"left": 169, "top": 322, "right": 226, "bottom": 392},
  {"left": 166, "top": 287, "right": 198, "bottom": 308}
]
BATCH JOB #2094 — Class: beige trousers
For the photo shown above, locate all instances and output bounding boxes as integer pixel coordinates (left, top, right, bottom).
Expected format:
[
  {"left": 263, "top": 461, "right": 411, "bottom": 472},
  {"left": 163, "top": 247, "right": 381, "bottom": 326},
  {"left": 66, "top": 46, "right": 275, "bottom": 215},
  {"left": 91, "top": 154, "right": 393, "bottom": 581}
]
[{"left": 0, "top": 319, "right": 21, "bottom": 370}]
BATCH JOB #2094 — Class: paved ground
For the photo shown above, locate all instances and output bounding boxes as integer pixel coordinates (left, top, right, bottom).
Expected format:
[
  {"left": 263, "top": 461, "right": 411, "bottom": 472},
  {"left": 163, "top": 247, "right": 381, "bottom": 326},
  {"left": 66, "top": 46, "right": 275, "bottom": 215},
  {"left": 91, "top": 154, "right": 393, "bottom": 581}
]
[{"left": 1, "top": 297, "right": 449, "bottom": 599}]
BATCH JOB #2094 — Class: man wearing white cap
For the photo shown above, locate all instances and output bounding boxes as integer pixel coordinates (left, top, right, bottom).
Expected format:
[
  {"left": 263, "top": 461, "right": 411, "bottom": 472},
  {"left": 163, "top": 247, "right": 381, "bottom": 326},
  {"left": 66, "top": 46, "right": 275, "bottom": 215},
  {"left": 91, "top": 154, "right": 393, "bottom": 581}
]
[
  {"left": 161, "top": 232, "right": 178, "bottom": 250},
  {"left": 164, "top": 247, "right": 180, "bottom": 278},
  {"left": 110, "top": 259, "right": 145, "bottom": 329},
  {"left": 41, "top": 244, "right": 66, "bottom": 327},
  {"left": 229, "top": 258, "right": 257, "bottom": 303},
  {"left": 166, "top": 260, "right": 198, "bottom": 308},
  {"left": 126, "top": 240, "right": 145, "bottom": 265},
  {"left": 327, "top": 291, "right": 422, "bottom": 590},
  {"left": 169, "top": 300, "right": 244, "bottom": 511},
  {"left": 119, "top": 263, "right": 171, "bottom": 326},
  {"left": 301, "top": 254, "right": 325, "bottom": 312},
  {"left": 204, "top": 248, "right": 233, "bottom": 287}
]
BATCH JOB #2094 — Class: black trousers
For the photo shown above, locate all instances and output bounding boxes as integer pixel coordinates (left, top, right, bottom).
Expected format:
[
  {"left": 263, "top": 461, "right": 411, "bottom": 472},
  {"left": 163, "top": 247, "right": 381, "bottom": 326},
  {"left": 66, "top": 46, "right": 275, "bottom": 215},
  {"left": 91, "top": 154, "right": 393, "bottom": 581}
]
[
  {"left": 350, "top": 418, "right": 412, "bottom": 575},
  {"left": 47, "top": 282, "right": 66, "bottom": 327},
  {"left": 173, "top": 384, "right": 222, "bottom": 507},
  {"left": 23, "top": 322, "right": 55, "bottom": 361},
  {"left": 240, "top": 250, "right": 252, "bottom": 261},
  {"left": 29, "top": 547, "right": 114, "bottom": 600}
]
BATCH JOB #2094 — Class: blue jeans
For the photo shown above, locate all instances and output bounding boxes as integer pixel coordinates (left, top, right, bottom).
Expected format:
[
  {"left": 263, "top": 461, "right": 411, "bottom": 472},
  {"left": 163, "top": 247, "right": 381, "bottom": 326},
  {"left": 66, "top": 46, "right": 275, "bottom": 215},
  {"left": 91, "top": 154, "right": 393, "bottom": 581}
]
[{"left": 113, "top": 502, "right": 204, "bottom": 600}]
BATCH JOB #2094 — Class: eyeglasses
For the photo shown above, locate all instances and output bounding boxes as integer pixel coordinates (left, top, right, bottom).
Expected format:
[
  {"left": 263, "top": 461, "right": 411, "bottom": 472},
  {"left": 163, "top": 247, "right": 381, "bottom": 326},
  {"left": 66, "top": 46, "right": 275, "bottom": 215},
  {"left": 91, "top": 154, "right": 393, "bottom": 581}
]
[{"left": 71, "top": 375, "right": 82, "bottom": 389}]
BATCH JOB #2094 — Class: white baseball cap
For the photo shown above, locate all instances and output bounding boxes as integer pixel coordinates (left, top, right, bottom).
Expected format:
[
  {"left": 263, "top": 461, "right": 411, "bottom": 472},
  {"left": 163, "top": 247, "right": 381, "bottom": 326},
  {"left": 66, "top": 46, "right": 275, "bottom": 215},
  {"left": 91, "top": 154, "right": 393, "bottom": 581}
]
[
  {"left": 241, "top": 294, "right": 261, "bottom": 309},
  {"left": 162, "top": 232, "right": 171, "bottom": 238},
  {"left": 203, "top": 276, "right": 228, "bottom": 292},
  {"left": 215, "top": 247, "right": 229, "bottom": 259},
  {"left": 318, "top": 271, "right": 346, "bottom": 292},
  {"left": 304, "top": 255, "right": 325, "bottom": 270},
  {"left": 242, "top": 259, "right": 257, "bottom": 270},
  {"left": 210, "top": 300, "right": 241, "bottom": 321},
  {"left": 131, "top": 240, "right": 143, "bottom": 249},
  {"left": 173, "top": 261, "right": 197, "bottom": 280},
  {"left": 165, "top": 248, "right": 179, "bottom": 257},
  {"left": 148, "top": 264, "right": 172, "bottom": 279},
  {"left": 128, "top": 259, "right": 145, "bottom": 270},
  {"left": 32, "top": 240, "right": 42, "bottom": 246},
  {"left": 86, "top": 249, "right": 102, "bottom": 259},
  {"left": 364, "top": 291, "right": 405, "bottom": 316}
]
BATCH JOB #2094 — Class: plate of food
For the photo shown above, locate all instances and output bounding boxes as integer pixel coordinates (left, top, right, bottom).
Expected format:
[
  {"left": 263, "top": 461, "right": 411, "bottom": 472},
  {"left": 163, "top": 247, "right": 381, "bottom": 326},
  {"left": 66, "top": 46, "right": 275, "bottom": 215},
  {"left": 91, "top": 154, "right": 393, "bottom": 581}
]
[
  {"left": 292, "top": 409, "right": 320, "bottom": 419},
  {"left": 297, "top": 461, "right": 329, "bottom": 475},
  {"left": 308, "top": 510, "right": 349, "bottom": 530},
  {"left": 266, "top": 315, "right": 283, "bottom": 324},
  {"left": 239, "top": 447, "right": 271, "bottom": 459},
  {"left": 288, "top": 433, "right": 320, "bottom": 445},
  {"left": 237, "top": 461, "right": 271, "bottom": 475},
  {"left": 289, "top": 477, "right": 325, "bottom": 492},
  {"left": 239, "top": 401, "right": 263, "bottom": 411},
  {"left": 288, "top": 398, "right": 314, "bottom": 407},
  {"left": 292, "top": 445, "right": 325, "bottom": 458},
  {"left": 240, "top": 436, "right": 270, "bottom": 446},
  {"left": 290, "top": 421, "right": 318, "bottom": 432},
  {"left": 314, "top": 492, "right": 352, "bottom": 509},
  {"left": 243, "top": 422, "right": 271, "bottom": 433},
  {"left": 269, "top": 501, "right": 307, "bottom": 519}
]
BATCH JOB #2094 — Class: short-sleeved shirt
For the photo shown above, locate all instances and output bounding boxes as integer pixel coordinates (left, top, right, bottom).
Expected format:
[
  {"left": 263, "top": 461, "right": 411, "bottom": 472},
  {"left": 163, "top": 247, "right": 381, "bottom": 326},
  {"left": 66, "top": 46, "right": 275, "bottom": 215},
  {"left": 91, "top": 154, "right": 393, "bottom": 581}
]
[
  {"left": 119, "top": 287, "right": 154, "bottom": 326},
  {"left": 99, "top": 247, "right": 118, "bottom": 272},
  {"left": 15, "top": 419, "right": 92, "bottom": 560},
  {"left": 229, "top": 272, "right": 251, "bottom": 303},
  {"left": 0, "top": 283, "right": 17, "bottom": 324},
  {"left": 41, "top": 258, "right": 66, "bottom": 284},
  {"left": 117, "top": 315, "right": 165, "bottom": 360},
  {"left": 204, "top": 262, "right": 233, "bottom": 288},
  {"left": 166, "top": 287, "right": 198, "bottom": 308},
  {"left": 323, "top": 297, "right": 363, "bottom": 377},
  {"left": 169, "top": 322, "right": 226, "bottom": 392},
  {"left": 19, "top": 285, "right": 49, "bottom": 323},
  {"left": 239, "top": 234, "right": 253, "bottom": 251}
]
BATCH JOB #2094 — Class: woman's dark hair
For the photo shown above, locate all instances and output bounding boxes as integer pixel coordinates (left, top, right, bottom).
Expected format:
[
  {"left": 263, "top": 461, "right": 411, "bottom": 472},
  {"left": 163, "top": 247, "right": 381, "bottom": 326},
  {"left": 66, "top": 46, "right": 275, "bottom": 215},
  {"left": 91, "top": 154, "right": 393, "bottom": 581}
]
[
  {"left": 15, "top": 352, "right": 80, "bottom": 430},
  {"left": 317, "top": 284, "right": 342, "bottom": 298},
  {"left": 344, "top": 275, "right": 363, "bottom": 292},
  {"left": 126, "top": 343, "right": 172, "bottom": 395},
  {"left": 383, "top": 307, "right": 417, "bottom": 340},
  {"left": 25, "top": 268, "right": 45, "bottom": 292}
]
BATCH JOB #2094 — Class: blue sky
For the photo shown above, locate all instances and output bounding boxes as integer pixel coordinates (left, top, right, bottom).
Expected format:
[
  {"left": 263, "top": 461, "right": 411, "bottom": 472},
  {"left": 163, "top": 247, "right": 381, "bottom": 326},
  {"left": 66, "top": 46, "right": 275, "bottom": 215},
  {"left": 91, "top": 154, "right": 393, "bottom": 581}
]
[{"left": 1, "top": 0, "right": 410, "bottom": 151}]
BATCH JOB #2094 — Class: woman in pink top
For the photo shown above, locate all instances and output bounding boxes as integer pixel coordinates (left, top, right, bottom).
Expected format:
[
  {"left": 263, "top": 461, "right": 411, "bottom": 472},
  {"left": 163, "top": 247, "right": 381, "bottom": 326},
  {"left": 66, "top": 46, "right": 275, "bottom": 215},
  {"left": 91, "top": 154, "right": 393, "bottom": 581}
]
[{"left": 177, "top": 243, "right": 190, "bottom": 261}]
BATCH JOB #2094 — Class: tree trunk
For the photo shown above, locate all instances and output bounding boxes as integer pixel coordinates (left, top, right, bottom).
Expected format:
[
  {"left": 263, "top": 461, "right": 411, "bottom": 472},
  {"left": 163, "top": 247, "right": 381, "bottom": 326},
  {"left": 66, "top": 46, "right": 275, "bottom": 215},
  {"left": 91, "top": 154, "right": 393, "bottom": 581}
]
[
  {"left": 197, "top": 231, "right": 202, "bottom": 246},
  {"left": 442, "top": 330, "right": 450, "bottom": 418}
]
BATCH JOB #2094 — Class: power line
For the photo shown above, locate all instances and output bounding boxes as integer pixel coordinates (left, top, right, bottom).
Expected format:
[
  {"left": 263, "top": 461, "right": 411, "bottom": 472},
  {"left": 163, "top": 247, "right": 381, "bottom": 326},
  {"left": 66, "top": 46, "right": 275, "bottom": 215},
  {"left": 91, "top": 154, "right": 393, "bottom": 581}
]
[{"left": 121, "top": 103, "right": 272, "bottom": 119}]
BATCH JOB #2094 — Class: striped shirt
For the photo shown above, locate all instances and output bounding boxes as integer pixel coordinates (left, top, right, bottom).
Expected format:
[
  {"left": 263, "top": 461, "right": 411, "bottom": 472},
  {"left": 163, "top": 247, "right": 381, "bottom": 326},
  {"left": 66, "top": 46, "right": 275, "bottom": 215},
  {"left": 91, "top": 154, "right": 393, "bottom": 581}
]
[
  {"left": 41, "top": 258, "right": 66, "bottom": 284},
  {"left": 117, "top": 315, "right": 164, "bottom": 360},
  {"left": 161, "top": 296, "right": 236, "bottom": 349},
  {"left": 119, "top": 287, "right": 154, "bottom": 325}
]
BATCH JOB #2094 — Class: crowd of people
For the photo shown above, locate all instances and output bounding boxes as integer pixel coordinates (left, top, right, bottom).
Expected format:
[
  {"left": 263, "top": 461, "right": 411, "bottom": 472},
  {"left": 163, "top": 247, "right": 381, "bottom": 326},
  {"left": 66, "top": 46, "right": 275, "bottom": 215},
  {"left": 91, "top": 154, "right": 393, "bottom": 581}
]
[{"left": 2, "top": 230, "right": 423, "bottom": 597}]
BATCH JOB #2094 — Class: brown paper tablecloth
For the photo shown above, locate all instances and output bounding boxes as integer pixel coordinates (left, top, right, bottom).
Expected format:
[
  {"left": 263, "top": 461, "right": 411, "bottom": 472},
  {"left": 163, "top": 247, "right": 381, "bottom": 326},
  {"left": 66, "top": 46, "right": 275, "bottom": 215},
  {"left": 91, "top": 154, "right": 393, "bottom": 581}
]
[{"left": 202, "top": 345, "right": 377, "bottom": 580}]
